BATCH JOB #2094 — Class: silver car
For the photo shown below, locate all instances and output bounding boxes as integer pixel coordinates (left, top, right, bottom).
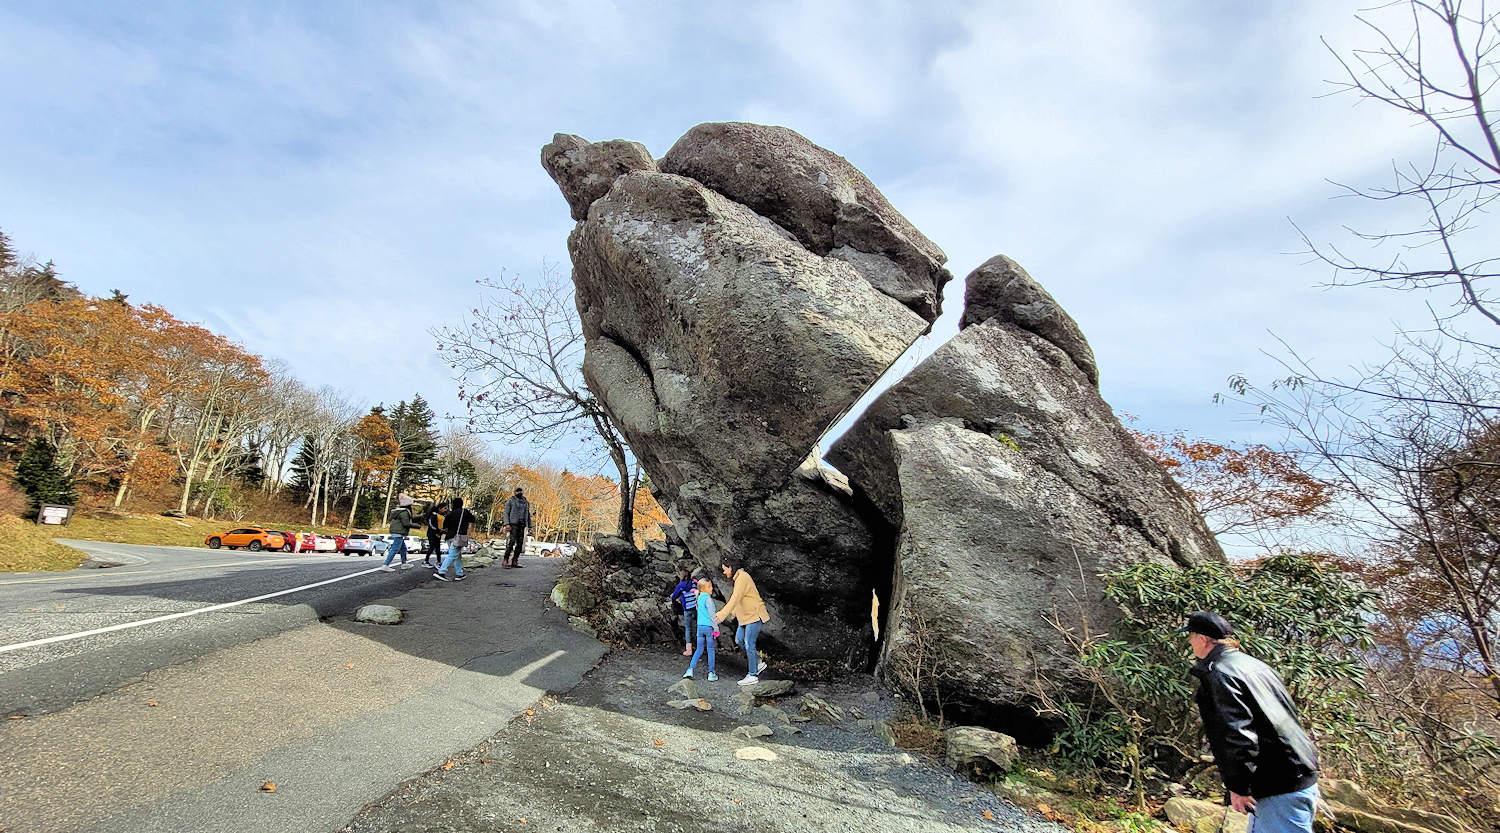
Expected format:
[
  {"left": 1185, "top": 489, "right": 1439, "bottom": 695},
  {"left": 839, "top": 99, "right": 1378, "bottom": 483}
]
[{"left": 342, "top": 533, "right": 378, "bottom": 556}]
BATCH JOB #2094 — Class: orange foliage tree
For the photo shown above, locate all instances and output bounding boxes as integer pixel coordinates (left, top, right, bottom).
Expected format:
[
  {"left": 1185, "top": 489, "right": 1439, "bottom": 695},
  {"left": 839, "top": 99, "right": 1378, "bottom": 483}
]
[
  {"left": 347, "top": 410, "right": 399, "bottom": 532},
  {"left": 1131, "top": 429, "right": 1332, "bottom": 549}
]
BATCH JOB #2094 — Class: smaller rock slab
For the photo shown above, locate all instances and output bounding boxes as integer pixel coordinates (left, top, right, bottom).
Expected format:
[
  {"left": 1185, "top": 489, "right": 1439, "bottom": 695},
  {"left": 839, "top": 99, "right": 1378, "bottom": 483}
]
[
  {"left": 354, "top": 605, "right": 403, "bottom": 625},
  {"left": 1164, "top": 797, "right": 1249, "bottom": 833},
  {"left": 734, "top": 746, "right": 778, "bottom": 762},
  {"left": 667, "top": 698, "right": 712, "bottom": 712},
  {"left": 730, "top": 725, "right": 775, "bottom": 739},
  {"left": 945, "top": 726, "right": 1017, "bottom": 775}
]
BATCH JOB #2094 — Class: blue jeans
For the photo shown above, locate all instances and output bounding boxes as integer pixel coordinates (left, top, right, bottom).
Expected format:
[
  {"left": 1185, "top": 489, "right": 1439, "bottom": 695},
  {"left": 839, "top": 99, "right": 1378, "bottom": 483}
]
[
  {"left": 682, "top": 610, "right": 695, "bottom": 645},
  {"left": 1250, "top": 785, "right": 1318, "bottom": 833},
  {"left": 437, "top": 539, "right": 464, "bottom": 577},
  {"left": 687, "top": 624, "right": 716, "bottom": 674},
  {"left": 383, "top": 535, "right": 408, "bottom": 566},
  {"left": 735, "top": 620, "right": 763, "bottom": 675}
]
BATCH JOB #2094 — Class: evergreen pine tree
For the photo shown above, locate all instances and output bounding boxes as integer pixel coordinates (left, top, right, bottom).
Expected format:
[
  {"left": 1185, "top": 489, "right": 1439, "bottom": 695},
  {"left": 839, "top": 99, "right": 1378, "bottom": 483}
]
[
  {"left": 13, "top": 438, "right": 76, "bottom": 515},
  {"left": 289, "top": 436, "right": 319, "bottom": 500},
  {"left": 391, "top": 394, "right": 440, "bottom": 493}
]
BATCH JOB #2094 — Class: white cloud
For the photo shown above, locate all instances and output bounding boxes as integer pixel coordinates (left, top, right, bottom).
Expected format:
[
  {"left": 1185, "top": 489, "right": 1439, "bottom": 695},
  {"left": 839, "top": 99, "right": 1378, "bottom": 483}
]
[{"left": 0, "top": 0, "right": 1467, "bottom": 468}]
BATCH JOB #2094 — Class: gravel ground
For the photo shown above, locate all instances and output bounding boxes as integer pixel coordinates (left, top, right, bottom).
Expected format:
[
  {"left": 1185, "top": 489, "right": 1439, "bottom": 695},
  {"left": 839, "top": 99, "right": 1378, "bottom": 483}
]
[{"left": 342, "top": 649, "right": 1067, "bottom": 833}]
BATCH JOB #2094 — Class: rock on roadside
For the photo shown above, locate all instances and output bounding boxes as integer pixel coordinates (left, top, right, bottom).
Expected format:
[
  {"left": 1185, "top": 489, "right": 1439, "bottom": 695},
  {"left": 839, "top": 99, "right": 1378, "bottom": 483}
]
[
  {"left": 1163, "top": 797, "right": 1249, "bottom": 833},
  {"left": 945, "top": 726, "right": 1018, "bottom": 775},
  {"left": 354, "top": 605, "right": 403, "bottom": 625}
]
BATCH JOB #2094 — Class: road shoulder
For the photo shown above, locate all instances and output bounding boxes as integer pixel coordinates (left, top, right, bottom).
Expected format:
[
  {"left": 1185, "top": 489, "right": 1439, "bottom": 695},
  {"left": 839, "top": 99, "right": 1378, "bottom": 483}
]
[{"left": 0, "top": 559, "right": 605, "bottom": 833}]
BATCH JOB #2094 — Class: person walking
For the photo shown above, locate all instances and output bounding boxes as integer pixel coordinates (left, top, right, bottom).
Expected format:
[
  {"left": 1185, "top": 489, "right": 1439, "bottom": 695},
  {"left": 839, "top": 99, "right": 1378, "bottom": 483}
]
[
  {"left": 501, "top": 487, "right": 532, "bottom": 568},
  {"left": 713, "top": 555, "right": 770, "bottom": 686},
  {"left": 380, "top": 494, "right": 418, "bottom": 571},
  {"left": 1182, "top": 611, "right": 1320, "bottom": 833},
  {"left": 423, "top": 501, "right": 446, "bottom": 567},
  {"left": 433, "top": 497, "right": 474, "bottom": 583}
]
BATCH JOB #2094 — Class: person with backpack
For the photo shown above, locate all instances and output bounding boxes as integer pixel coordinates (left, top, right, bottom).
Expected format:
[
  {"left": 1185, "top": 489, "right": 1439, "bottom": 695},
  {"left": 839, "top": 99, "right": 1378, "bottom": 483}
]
[
  {"left": 380, "top": 494, "right": 419, "bottom": 572},
  {"left": 1183, "top": 611, "right": 1320, "bottom": 833},
  {"left": 434, "top": 496, "right": 475, "bottom": 582},
  {"left": 501, "top": 487, "right": 532, "bottom": 568}
]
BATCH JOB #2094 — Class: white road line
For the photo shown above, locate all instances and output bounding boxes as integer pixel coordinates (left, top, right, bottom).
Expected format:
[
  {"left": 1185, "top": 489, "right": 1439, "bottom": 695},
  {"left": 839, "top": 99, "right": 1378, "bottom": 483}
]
[
  {"left": 0, "top": 565, "right": 388, "bottom": 654},
  {"left": 0, "top": 558, "right": 342, "bottom": 586}
]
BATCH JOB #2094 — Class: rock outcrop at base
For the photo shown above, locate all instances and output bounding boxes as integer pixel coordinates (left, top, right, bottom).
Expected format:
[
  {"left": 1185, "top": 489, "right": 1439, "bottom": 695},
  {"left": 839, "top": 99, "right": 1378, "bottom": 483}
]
[
  {"left": 828, "top": 258, "right": 1223, "bottom": 717},
  {"left": 543, "top": 124, "right": 938, "bottom": 660}
]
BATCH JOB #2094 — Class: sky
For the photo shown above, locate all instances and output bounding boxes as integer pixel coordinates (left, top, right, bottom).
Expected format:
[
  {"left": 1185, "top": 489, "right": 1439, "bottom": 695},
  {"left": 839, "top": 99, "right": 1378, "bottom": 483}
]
[{"left": 0, "top": 0, "right": 1446, "bottom": 470}]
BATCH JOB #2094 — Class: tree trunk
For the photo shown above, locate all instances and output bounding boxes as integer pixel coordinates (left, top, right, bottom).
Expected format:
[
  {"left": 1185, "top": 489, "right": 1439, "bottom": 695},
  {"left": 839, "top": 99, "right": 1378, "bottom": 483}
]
[
  {"left": 608, "top": 443, "right": 633, "bottom": 540},
  {"left": 346, "top": 477, "right": 364, "bottom": 534}
]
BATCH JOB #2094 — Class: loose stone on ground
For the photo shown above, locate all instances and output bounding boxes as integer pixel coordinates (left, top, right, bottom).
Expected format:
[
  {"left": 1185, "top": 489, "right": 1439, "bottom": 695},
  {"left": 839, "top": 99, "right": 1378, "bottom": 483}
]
[{"left": 353, "top": 605, "right": 403, "bottom": 625}]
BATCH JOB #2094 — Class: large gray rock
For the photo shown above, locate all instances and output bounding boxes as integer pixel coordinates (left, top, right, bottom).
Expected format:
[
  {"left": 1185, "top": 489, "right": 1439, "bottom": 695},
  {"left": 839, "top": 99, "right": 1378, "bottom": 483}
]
[
  {"left": 829, "top": 284, "right": 1217, "bottom": 565},
  {"left": 558, "top": 151, "right": 930, "bottom": 659},
  {"left": 829, "top": 266, "right": 1223, "bottom": 715},
  {"left": 960, "top": 254, "right": 1098, "bottom": 386},
  {"left": 540, "top": 133, "right": 656, "bottom": 221},
  {"left": 878, "top": 418, "right": 1214, "bottom": 718},
  {"left": 660, "top": 122, "right": 951, "bottom": 321}
]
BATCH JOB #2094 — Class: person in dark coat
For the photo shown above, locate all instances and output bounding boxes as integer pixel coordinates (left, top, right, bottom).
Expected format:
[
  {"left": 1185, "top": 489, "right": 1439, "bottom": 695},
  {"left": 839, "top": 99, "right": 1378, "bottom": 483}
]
[
  {"left": 1183, "top": 611, "right": 1320, "bottom": 833},
  {"left": 434, "top": 497, "right": 474, "bottom": 582},
  {"left": 423, "top": 501, "right": 446, "bottom": 567},
  {"left": 501, "top": 487, "right": 532, "bottom": 568}
]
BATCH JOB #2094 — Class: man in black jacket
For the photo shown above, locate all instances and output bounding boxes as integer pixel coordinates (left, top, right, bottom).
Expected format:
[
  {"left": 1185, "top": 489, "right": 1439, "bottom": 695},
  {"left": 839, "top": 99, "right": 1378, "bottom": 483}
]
[{"left": 1183, "top": 611, "right": 1320, "bottom": 833}]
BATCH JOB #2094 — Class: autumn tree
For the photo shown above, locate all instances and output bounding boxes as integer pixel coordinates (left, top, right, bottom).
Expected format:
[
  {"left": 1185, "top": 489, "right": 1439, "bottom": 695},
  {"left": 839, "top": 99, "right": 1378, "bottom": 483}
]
[
  {"left": 346, "top": 409, "right": 399, "bottom": 533},
  {"left": 1130, "top": 429, "right": 1332, "bottom": 550},
  {"left": 435, "top": 269, "right": 638, "bottom": 539},
  {"left": 1230, "top": 0, "right": 1500, "bottom": 708}
]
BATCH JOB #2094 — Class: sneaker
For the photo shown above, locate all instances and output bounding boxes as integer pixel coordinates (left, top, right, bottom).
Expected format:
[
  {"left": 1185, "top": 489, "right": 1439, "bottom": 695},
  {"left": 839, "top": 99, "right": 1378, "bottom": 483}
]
[
  {"left": 398, "top": 563, "right": 410, "bottom": 570},
  {"left": 682, "top": 670, "right": 693, "bottom": 678},
  {"left": 511, "top": 563, "right": 525, "bottom": 568},
  {"left": 452, "top": 574, "right": 466, "bottom": 582},
  {"left": 737, "top": 675, "right": 760, "bottom": 686},
  {"left": 379, "top": 565, "right": 395, "bottom": 572},
  {"left": 708, "top": 672, "right": 718, "bottom": 681},
  {"left": 755, "top": 660, "right": 768, "bottom": 677},
  {"left": 432, "top": 573, "right": 449, "bottom": 581}
]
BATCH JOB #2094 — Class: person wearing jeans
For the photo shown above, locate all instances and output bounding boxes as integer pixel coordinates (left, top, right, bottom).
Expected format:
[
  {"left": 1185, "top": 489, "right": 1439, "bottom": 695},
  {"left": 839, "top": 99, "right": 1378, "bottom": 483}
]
[
  {"left": 434, "top": 497, "right": 473, "bottom": 582},
  {"left": 684, "top": 578, "right": 719, "bottom": 681},
  {"left": 381, "top": 494, "right": 417, "bottom": 572},
  {"left": 713, "top": 554, "right": 771, "bottom": 685},
  {"left": 1182, "top": 611, "right": 1321, "bottom": 833}
]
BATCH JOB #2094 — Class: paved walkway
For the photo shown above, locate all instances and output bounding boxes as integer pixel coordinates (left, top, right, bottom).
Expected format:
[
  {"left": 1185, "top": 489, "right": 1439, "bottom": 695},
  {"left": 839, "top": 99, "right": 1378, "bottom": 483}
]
[{"left": 0, "top": 558, "right": 604, "bottom": 833}]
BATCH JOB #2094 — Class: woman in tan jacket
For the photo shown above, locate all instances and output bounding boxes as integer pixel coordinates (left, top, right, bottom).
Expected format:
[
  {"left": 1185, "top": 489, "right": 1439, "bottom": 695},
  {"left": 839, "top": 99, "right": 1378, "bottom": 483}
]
[{"left": 713, "top": 555, "right": 770, "bottom": 685}]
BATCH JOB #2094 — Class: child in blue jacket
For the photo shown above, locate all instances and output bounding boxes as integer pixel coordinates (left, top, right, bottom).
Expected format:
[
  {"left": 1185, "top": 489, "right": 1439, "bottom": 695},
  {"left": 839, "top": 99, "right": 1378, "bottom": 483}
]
[{"left": 684, "top": 578, "right": 720, "bottom": 681}]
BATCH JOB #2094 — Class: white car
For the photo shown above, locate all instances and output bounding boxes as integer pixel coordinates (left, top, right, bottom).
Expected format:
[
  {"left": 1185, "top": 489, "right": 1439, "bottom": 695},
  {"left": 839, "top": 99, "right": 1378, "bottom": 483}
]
[
  {"left": 404, "top": 535, "right": 427, "bottom": 554},
  {"left": 312, "top": 535, "right": 340, "bottom": 553},
  {"left": 525, "top": 540, "right": 577, "bottom": 557}
]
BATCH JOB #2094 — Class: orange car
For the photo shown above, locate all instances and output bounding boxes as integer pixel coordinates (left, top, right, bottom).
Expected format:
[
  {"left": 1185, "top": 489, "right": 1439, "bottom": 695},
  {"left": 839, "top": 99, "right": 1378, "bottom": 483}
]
[{"left": 204, "top": 527, "right": 286, "bottom": 551}]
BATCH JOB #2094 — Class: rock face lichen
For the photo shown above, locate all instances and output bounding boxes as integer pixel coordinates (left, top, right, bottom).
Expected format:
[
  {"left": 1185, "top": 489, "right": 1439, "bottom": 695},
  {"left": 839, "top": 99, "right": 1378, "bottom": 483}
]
[{"left": 541, "top": 123, "right": 1224, "bottom": 719}]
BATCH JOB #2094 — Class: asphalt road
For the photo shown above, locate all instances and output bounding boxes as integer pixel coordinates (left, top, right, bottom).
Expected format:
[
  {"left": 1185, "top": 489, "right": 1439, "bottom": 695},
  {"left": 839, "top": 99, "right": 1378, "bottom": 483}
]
[
  {"left": 0, "top": 545, "right": 606, "bottom": 833},
  {"left": 0, "top": 540, "right": 431, "bottom": 714}
]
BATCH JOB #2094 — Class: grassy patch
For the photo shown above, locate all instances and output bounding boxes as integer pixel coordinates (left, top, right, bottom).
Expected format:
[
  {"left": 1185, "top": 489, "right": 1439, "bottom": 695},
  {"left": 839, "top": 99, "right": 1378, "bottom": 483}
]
[{"left": 0, "top": 514, "right": 88, "bottom": 572}]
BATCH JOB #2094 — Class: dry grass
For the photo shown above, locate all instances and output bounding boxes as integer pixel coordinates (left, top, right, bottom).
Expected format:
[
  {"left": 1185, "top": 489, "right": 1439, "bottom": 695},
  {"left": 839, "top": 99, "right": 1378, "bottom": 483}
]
[
  {"left": 0, "top": 514, "right": 87, "bottom": 572},
  {"left": 888, "top": 706, "right": 946, "bottom": 756}
]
